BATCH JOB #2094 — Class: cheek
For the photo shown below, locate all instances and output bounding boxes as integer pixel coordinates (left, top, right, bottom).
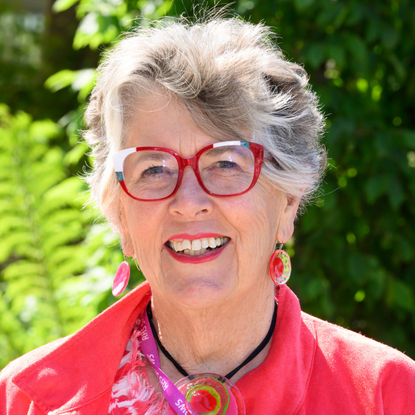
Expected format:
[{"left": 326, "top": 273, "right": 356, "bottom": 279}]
[
  {"left": 227, "top": 195, "right": 280, "bottom": 254},
  {"left": 123, "top": 202, "right": 165, "bottom": 258}
]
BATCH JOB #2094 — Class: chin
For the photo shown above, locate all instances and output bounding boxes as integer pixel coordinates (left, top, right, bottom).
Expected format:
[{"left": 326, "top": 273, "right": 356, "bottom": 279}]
[{"left": 168, "top": 277, "right": 234, "bottom": 309}]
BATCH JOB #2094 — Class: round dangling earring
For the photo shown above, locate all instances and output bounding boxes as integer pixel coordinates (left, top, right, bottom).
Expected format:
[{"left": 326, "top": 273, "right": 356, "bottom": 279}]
[
  {"left": 112, "top": 251, "right": 130, "bottom": 297},
  {"left": 269, "top": 244, "right": 291, "bottom": 285}
]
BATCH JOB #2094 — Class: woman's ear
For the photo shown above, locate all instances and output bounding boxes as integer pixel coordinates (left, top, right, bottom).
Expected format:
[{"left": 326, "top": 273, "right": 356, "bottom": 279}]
[{"left": 276, "top": 195, "right": 301, "bottom": 243}]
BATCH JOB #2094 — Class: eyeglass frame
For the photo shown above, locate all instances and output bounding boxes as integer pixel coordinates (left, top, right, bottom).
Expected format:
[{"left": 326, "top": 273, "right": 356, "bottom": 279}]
[{"left": 113, "top": 140, "right": 264, "bottom": 201}]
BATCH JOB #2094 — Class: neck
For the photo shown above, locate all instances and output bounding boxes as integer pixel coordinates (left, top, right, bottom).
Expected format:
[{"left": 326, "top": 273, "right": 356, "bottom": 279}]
[{"left": 150, "top": 281, "right": 276, "bottom": 382}]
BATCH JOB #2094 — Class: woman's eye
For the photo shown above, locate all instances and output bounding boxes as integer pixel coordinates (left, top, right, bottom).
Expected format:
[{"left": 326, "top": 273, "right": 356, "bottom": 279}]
[
  {"left": 141, "top": 165, "right": 165, "bottom": 176},
  {"left": 217, "top": 160, "right": 238, "bottom": 169}
]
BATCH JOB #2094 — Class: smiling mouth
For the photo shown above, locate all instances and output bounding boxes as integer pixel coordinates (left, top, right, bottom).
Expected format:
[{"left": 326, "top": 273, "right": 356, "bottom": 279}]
[{"left": 165, "top": 237, "right": 230, "bottom": 256}]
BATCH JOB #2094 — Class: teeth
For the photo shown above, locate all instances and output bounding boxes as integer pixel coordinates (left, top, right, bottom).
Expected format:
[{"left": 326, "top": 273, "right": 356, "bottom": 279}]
[
  {"left": 192, "top": 240, "right": 202, "bottom": 250},
  {"left": 181, "top": 240, "right": 191, "bottom": 250},
  {"left": 169, "top": 237, "right": 229, "bottom": 254}
]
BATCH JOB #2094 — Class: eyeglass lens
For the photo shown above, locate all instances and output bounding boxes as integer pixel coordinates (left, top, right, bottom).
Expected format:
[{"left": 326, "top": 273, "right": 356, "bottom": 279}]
[{"left": 123, "top": 145, "right": 256, "bottom": 200}]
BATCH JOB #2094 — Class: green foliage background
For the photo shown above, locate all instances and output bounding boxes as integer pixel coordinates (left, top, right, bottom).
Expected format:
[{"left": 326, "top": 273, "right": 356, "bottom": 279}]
[{"left": 0, "top": 0, "right": 414, "bottom": 369}]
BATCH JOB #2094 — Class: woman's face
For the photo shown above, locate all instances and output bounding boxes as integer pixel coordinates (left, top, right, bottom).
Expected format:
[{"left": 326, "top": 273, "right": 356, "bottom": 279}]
[{"left": 121, "top": 94, "right": 299, "bottom": 309}]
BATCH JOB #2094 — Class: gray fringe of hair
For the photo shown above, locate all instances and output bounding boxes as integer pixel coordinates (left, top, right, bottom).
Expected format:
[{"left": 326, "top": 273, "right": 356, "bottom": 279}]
[{"left": 83, "top": 17, "right": 327, "bottom": 233}]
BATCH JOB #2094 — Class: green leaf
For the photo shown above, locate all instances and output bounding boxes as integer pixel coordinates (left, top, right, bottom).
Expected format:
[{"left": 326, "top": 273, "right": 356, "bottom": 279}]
[
  {"left": 72, "top": 69, "right": 96, "bottom": 92},
  {"left": 364, "top": 176, "right": 388, "bottom": 204},
  {"left": 381, "top": 25, "right": 400, "bottom": 50},
  {"left": 52, "top": 0, "right": 81, "bottom": 13},
  {"left": 293, "top": 0, "right": 314, "bottom": 12},
  {"left": 64, "top": 142, "right": 88, "bottom": 166},
  {"left": 45, "top": 70, "right": 78, "bottom": 92},
  {"left": 316, "top": 3, "right": 344, "bottom": 27},
  {"left": 73, "top": 12, "right": 100, "bottom": 49},
  {"left": 30, "top": 120, "right": 61, "bottom": 142},
  {"left": 388, "top": 53, "right": 406, "bottom": 81},
  {"left": 388, "top": 279, "right": 414, "bottom": 312},
  {"left": 0, "top": 232, "right": 35, "bottom": 262},
  {"left": 3, "top": 262, "right": 43, "bottom": 281},
  {"left": 402, "top": 131, "right": 415, "bottom": 149},
  {"left": 345, "top": 33, "right": 367, "bottom": 61},
  {"left": 304, "top": 43, "right": 325, "bottom": 69},
  {"left": 388, "top": 178, "right": 405, "bottom": 210},
  {"left": 365, "top": 17, "right": 380, "bottom": 43},
  {"left": 326, "top": 42, "right": 346, "bottom": 68},
  {"left": 43, "top": 176, "right": 85, "bottom": 204}
]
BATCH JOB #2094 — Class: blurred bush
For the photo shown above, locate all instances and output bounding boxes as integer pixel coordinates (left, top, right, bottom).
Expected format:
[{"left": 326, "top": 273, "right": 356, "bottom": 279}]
[
  {"left": 251, "top": 0, "right": 415, "bottom": 357},
  {"left": 0, "top": 105, "right": 144, "bottom": 368}
]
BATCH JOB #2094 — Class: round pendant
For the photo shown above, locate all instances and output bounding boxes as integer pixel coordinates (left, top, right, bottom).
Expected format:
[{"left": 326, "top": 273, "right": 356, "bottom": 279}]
[{"left": 166, "top": 373, "right": 245, "bottom": 415}]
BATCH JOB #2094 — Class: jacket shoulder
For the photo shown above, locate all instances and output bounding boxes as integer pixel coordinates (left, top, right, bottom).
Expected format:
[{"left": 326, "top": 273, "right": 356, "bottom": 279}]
[
  {"left": 302, "top": 313, "right": 415, "bottom": 412},
  {"left": 0, "top": 337, "right": 68, "bottom": 415},
  {"left": 304, "top": 312, "right": 415, "bottom": 367},
  {"left": 304, "top": 312, "right": 415, "bottom": 396},
  {"left": 1, "top": 337, "right": 69, "bottom": 379}
]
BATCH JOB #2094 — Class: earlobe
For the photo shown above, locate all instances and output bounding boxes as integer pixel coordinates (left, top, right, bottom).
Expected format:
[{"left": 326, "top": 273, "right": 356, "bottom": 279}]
[
  {"left": 120, "top": 227, "right": 133, "bottom": 256},
  {"left": 121, "top": 236, "right": 133, "bottom": 257}
]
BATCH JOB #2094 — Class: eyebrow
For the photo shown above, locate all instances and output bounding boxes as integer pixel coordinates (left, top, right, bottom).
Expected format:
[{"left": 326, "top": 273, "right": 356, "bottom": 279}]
[
  {"left": 126, "top": 152, "right": 176, "bottom": 173},
  {"left": 134, "top": 152, "right": 172, "bottom": 163},
  {"left": 203, "top": 146, "right": 250, "bottom": 159}
]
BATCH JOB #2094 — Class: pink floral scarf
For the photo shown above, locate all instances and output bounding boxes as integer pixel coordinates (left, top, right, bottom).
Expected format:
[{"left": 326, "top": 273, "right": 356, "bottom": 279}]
[{"left": 108, "top": 314, "right": 168, "bottom": 415}]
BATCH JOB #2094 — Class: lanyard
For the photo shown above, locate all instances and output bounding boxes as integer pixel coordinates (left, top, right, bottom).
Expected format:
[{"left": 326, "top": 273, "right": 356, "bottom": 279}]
[{"left": 138, "top": 308, "right": 200, "bottom": 415}]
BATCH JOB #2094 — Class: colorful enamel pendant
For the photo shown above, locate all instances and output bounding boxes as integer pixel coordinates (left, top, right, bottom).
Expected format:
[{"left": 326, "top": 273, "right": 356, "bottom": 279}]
[
  {"left": 167, "top": 373, "right": 245, "bottom": 415},
  {"left": 269, "top": 249, "right": 291, "bottom": 285}
]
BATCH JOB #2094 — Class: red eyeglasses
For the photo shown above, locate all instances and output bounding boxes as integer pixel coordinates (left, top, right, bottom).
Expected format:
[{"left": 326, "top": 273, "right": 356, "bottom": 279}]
[{"left": 113, "top": 140, "right": 264, "bottom": 201}]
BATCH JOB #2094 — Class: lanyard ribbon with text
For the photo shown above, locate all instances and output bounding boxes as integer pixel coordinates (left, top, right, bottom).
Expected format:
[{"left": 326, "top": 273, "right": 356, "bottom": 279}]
[{"left": 138, "top": 309, "right": 200, "bottom": 415}]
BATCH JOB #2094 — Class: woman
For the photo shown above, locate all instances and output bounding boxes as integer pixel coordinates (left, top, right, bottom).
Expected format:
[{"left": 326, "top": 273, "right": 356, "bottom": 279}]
[{"left": 1, "top": 17, "right": 415, "bottom": 415}]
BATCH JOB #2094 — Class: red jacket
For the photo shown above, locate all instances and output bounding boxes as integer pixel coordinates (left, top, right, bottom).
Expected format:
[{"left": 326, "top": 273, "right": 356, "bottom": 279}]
[{"left": 1, "top": 282, "right": 415, "bottom": 414}]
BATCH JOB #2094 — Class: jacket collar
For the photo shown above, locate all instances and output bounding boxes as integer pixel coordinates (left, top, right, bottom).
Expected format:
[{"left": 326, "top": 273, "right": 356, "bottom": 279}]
[{"left": 12, "top": 282, "right": 152, "bottom": 414}]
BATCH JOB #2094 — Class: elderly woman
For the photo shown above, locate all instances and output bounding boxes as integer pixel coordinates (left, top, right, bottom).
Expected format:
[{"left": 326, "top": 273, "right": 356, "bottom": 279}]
[{"left": 1, "top": 17, "right": 415, "bottom": 415}]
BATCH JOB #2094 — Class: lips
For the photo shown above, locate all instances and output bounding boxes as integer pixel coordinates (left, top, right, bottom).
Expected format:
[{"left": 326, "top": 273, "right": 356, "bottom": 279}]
[{"left": 164, "top": 234, "right": 230, "bottom": 263}]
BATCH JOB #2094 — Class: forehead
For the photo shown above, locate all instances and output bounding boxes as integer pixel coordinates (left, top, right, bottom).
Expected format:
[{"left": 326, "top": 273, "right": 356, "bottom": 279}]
[{"left": 126, "top": 94, "right": 216, "bottom": 157}]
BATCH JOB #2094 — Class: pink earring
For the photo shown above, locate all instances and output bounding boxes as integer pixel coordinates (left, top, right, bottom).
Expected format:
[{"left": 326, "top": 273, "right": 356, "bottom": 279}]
[
  {"left": 269, "top": 244, "right": 291, "bottom": 285},
  {"left": 112, "top": 253, "right": 130, "bottom": 296}
]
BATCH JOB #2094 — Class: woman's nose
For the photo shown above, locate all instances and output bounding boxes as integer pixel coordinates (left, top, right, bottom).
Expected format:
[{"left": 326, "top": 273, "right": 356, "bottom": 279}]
[{"left": 168, "top": 166, "right": 214, "bottom": 218}]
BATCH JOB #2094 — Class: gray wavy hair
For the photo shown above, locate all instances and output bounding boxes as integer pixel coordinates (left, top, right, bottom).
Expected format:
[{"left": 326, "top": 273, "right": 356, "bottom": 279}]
[{"left": 84, "top": 17, "right": 326, "bottom": 232}]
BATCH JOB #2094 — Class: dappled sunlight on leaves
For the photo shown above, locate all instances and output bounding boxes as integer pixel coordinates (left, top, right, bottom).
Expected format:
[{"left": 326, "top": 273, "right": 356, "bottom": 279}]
[{"left": 0, "top": 105, "right": 145, "bottom": 368}]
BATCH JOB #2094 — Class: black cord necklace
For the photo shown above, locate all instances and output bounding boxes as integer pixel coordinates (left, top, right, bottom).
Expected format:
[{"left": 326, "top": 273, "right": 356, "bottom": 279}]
[{"left": 146, "top": 301, "right": 277, "bottom": 380}]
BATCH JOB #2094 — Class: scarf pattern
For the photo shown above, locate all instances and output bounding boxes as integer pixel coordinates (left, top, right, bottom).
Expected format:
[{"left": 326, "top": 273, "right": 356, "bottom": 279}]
[{"left": 108, "top": 314, "right": 168, "bottom": 415}]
